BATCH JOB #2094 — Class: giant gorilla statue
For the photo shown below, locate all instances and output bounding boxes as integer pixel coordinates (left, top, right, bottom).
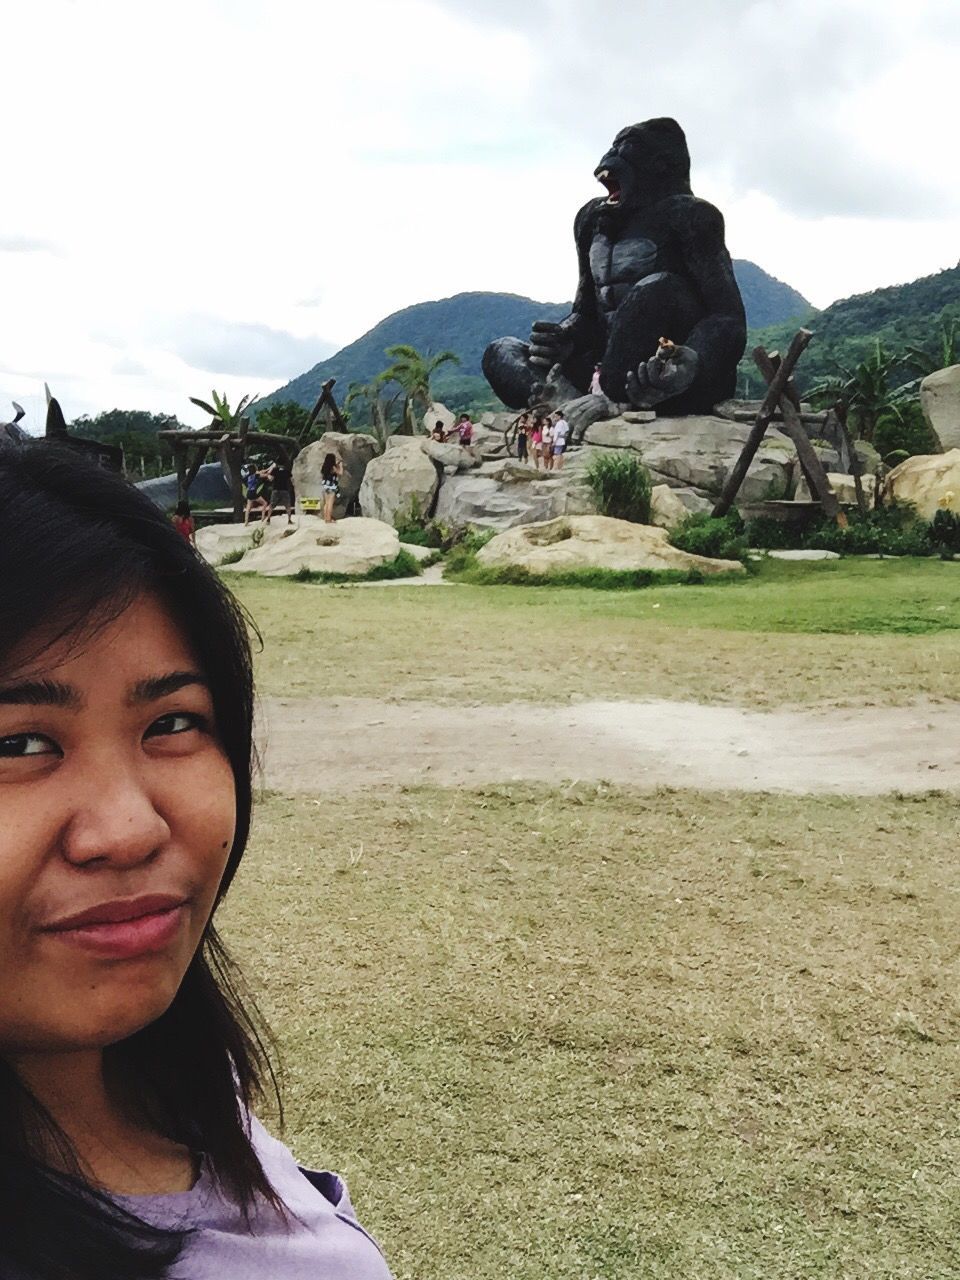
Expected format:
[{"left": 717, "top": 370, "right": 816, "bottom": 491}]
[{"left": 483, "top": 118, "right": 746, "bottom": 418}]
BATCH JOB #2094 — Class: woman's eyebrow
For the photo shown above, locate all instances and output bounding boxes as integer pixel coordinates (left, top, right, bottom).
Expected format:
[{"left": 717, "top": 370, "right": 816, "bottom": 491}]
[
  {"left": 128, "top": 671, "right": 209, "bottom": 705},
  {"left": 0, "top": 679, "right": 81, "bottom": 708}
]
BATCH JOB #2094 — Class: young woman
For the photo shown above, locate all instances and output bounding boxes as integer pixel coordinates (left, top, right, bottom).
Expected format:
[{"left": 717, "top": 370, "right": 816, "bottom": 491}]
[
  {"left": 540, "top": 416, "right": 554, "bottom": 471},
  {"left": 320, "top": 453, "right": 343, "bottom": 524},
  {"left": 241, "top": 463, "right": 269, "bottom": 527},
  {"left": 515, "top": 413, "right": 530, "bottom": 464},
  {"left": 0, "top": 442, "right": 393, "bottom": 1280},
  {"left": 530, "top": 417, "right": 543, "bottom": 471}
]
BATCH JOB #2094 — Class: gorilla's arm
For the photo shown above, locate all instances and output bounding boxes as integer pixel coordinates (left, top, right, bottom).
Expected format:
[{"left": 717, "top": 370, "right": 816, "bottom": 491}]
[
  {"left": 672, "top": 199, "right": 746, "bottom": 383},
  {"left": 528, "top": 200, "right": 604, "bottom": 376}
]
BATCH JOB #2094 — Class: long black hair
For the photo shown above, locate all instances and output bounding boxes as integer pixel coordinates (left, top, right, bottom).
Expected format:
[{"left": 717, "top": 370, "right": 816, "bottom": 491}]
[{"left": 0, "top": 442, "right": 278, "bottom": 1280}]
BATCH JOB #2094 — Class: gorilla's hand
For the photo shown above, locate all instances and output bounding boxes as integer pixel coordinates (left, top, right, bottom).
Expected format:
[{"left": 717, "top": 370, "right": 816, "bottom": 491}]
[
  {"left": 626, "top": 345, "right": 699, "bottom": 407},
  {"left": 528, "top": 319, "right": 578, "bottom": 370}
]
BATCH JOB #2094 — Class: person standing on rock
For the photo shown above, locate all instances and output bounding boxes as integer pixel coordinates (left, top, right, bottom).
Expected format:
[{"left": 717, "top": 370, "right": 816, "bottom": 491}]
[
  {"left": 321, "top": 452, "right": 343, "bottom": 524},
  {"left": 541, "top": 416, "right": 554, "bottom": 470},
  {"left": 456, "top": 413, "right": 474, "bottom": 447},
  {"left": 552, "top": 411, "right": 569, "bottom": 470},
  {"left": 516, "top": 413, "right": 530, "bottom": 464},
  {"left": 242, "top": 462, "right": 270, "bottom": 526},
  {"left": 530, "top": 417, "right": 543, "bottom": 469},
  {"left": 590, "top": 364, "right": 603, "bottom": 395},
  {"left": 266, "top": 458, "right": 295, "bottom": 525}
]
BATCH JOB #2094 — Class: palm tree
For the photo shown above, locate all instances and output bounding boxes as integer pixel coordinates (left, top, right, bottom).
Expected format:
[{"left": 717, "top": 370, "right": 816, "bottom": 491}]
[
  {"left": 343, "top": 379, "right": 402, "bottom": 452},
  {"left": 902, "top": 313, "right": 960, "bottom": 379},
  {"left": 810, "top": 341, "right": 903, "bottom": 443},
  {"left": 375, "top": 344, "right": 460, "bottom": 435}
]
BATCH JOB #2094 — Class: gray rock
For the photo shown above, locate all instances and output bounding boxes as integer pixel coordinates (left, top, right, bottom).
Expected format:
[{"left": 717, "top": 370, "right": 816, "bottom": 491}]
[
  {"left": 359, "top": 439, "right": 439, "bottom": 526},
  {"left": 581, "top": 413, "right": 795, "bottom": 501},
  {"left": 420, "top": 401, "right": 457, "bottom": 437},
  {"left": 920, "top": 365, "right": 960, "bottom": 451},
  {"left": 294, "top": 432, "right": 378, "bottom": 519},
  {"left": 421, "top": 438, "right": 481, "bottom": 473},
  {"left": 434, "top": 471, "right": 593, "bottom": 532},
  {"left": 768, "top": 549, "right": 840, "bottom": 561}
]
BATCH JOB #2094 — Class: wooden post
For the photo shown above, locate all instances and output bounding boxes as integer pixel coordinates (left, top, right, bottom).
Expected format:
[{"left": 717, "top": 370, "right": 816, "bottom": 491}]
[
  {"left": 753, "top": 349, "right": 844, "bottom": 526},
  {"left": 712, "top": 328, "right": 814, "bottom": 517},
  {"left": 174, "top": 441, "right": 188, "bottom": 504},
  {"left": 183, "top": 444, "right": 209, "bottom": 497},
  {"left": 829, "top": 406, "right": 868, "bottom": 515}
]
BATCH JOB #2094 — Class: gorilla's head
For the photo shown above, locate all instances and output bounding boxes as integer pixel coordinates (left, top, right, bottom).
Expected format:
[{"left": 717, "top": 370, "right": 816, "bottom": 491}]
[{"left": 595, "top": 117, "right": 692, "bottom": 211}]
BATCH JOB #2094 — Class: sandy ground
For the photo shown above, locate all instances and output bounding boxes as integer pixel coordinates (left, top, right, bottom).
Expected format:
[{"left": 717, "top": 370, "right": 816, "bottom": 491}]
[{"left": 258, "top": 695, "right": 960, "bottom": 796}]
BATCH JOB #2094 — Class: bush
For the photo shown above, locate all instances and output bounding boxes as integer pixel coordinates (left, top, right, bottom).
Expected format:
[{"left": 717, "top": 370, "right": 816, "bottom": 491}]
[
  {"left": 743, "top": 516, "right": 808, "bottom": 550},
  {"left": 584, "top": 452, "right": 652, "bottom": 524},
  {"left": 928, "top": 508, "right": 960, "bottom": 559},
  {"left": 873, "top": 400, "right": 938, "bottom": 464},
  {"left": 670, "top": 512, "right": 747, "bottom": 561},
  {"left": 446, "top": 562, "right": 724, "bottom": 589},
  {"left": 805, "top": 505, "right": 931, "bottom": 557}
]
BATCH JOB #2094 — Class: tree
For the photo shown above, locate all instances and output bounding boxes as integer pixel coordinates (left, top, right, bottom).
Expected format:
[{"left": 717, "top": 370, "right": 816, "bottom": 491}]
[
  {"left": 255, "top": 401, "right": 312, "bottom": 443},
  {"left": 188, "top": 389, "right": 258, "bottom": 432},
  {"left": 902, "top": 313, "right": 960, "bottom": 379},
  {"left": 343, "top": 379, "right": 402, "bottom": 451},
  {"left": 810, "top": 341, "right": 904, "bottom": 444},
  {"left": 375, "top": 344, "right": 460, "bottom": 435},
  {"left": 69, "top": 408, "right": 186, "bottom": 477}
]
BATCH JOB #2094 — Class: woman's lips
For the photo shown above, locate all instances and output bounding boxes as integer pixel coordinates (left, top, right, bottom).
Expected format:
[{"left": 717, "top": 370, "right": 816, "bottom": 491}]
[{"left": 41, "top": 895, "right": 188, "bottom": 960}]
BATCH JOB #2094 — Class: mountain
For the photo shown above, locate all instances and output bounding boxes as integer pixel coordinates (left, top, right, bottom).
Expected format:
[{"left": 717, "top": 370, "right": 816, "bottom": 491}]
[
  {"left": 742, "top": 262, "right": 960, "bottom": 396},
  {"left": 259, "top": 260, "right": 811, "bottom": 413}
]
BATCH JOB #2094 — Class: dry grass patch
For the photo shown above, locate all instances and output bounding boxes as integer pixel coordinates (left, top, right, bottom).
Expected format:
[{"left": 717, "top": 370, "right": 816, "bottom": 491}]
[
  {"left": 230, "top": 561, "right": 960, "bottom": 709},
  {"left": 222, "top": 784, "right": 960, "bottom": 1279}
]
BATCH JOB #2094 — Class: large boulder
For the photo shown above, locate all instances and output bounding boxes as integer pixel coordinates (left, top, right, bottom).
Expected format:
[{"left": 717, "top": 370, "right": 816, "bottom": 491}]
[
  {"left": 420, "top": 401, "right": 456, "bottom": 437},
  {"left": 294, "top": 432, "right": 378, "bottom": 518},
  {"left": 885, "top": 450, "right": 960, "bottom": 519},
  {"left": 359, "top": 438, "right": 439, "bottom": 526},
  {"left": 196, "top": 520, "right": 290, "bottom": 567},
  {"left": 421, "top": 438, "right": 482, "bottom": 475},
  {"left": 920, "top": 365, "right": 960, "bottom": 451},
  {"left": 650, "top": 484, "right": 695, "bottom": 530},
  {"left": 220, "top": 516, "right": 401, "bottom": 577},
  {"left": 138, "top": 462, "right": 231, "bottom": 510},
  {"left": 582, "top": 413, "right": 796, "bottom": 501},
  {"left": 434, "top": 470, "right": 593, "bottom": 532},
  {"left": 477, "top": 515, "right": 744, "bottom": 576}
]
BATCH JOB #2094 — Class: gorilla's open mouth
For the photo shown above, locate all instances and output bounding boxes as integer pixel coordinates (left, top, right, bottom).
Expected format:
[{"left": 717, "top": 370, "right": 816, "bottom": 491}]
[{"left": 596, "top": 169, "right": 622, "bottom": 205}]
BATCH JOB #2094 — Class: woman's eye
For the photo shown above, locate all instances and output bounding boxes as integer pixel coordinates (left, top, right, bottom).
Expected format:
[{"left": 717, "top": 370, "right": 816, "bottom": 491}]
[
  {"left": 0, "top": 733, "right": 60, "bottom": 759},
  {"left": 144, "top": 712, "right": 208, "bottom": 740}
]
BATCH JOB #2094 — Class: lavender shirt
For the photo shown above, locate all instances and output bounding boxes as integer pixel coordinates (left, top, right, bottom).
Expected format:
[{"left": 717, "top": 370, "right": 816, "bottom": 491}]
[{"left": 121, "top": 1117, "right": 394, "bottom": 1279}]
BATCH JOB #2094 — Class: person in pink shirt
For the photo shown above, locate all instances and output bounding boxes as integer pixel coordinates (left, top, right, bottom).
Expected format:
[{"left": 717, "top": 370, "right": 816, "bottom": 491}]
[{"left": 456, "top": 413, "right": 474, "bottom": 446}]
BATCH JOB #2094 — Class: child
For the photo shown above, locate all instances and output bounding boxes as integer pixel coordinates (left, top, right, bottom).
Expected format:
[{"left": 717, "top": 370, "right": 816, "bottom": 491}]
[
  {"left": 171, "top": 499, "right": 196, "bottom": 545},
  {"left": 516, "top": 413, "right": 530, "bottom": 464}
]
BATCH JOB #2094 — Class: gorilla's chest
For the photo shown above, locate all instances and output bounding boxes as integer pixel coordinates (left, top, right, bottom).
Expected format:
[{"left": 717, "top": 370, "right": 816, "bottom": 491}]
[{"left": 589, "top": 227, "right": 662, "bottom": 316}]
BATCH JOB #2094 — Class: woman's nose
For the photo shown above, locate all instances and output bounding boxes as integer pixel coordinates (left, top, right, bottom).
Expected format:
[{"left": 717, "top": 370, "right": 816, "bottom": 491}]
[{"left": 61, "top": 760, "right": 172, "bottom": 868}]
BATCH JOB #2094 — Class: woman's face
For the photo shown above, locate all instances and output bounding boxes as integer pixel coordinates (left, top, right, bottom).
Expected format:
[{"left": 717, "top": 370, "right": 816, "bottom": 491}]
[{"left": 0, "top": 594, "right": 236, "bottom": 1058}]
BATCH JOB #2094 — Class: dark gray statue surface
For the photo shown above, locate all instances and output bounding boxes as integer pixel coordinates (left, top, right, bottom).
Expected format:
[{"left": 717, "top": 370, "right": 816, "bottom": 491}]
[{"left": 483, "top": 117, "right": 746, "bottom": 417}]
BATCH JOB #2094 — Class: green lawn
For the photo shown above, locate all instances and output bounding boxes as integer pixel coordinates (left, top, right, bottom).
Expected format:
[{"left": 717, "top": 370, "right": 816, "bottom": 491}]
[
  {"left": 230, "top": 559, "right": 960, "bottom": 709},
  {"left": 223, "top": 785, "right": 960, "bottom": 1280}
]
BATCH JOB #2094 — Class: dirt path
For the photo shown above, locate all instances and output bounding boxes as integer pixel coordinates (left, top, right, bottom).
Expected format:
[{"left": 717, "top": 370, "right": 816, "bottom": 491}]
[{"left": 258, "top": 696, "right": 960, "bottom": 795}]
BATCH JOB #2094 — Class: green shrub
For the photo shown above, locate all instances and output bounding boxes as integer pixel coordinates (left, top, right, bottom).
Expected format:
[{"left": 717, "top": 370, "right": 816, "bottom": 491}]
[
  {"left": 219, "top": 544, "right": 252, "bottom": 565},
  {"left": 670, "top": 512, "right": 747, "bottom": 560},
  {"left": 584, "top": 452, "right": 652, "bottom": 524},
  {"left": 743, "top": 516, "right": 805, "bottom": 550},
  {"left": 448, "top": 563, "right": 727, "bottom": 589},
  {"left": 873, "top": 400, "right": 938, "bottom": 463},
  {"left": 804, "top": 504, "right": 931, "bottom": 557}
]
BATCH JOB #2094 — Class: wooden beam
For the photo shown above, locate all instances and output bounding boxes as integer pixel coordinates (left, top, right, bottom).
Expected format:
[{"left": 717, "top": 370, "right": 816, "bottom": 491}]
[
  {"left": 753, "top": 349, "right": 843, "bottom": 525},
  {"left": 712, "top": 328, "right": 814, "bottom": 518}
]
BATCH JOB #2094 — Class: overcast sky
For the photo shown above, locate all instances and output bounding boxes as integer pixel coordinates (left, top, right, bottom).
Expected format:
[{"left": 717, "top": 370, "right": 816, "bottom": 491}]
[{"left": 3, "top": 0, "right": 958, "bottom": 428}]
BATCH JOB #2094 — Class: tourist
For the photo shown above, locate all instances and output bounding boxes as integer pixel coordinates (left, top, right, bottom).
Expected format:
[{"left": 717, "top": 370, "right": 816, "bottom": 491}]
[
  {"left": 456, "top": 413, "right": 474, "bottom": 447},
  {"left": 530, "top": 416, "right": 544, "bottom": 470},
  {"left": 321, "top": 452, "right": 343, "bottom": 523},
  {"left": 430, "top": 421, "right": 447, "bottom": 442},
  {"left": 266, "top": 457, "right": 295, "bottom": 525},
  {"left": 171, "top": 499, "right": 196, "bottom": 546},
  {"left": 590, "top": 363, "right": 603, "bottom": 395},
  {"left": 0, "top": 442, "right": 395, "bottom": 1280},
  {"left": 541, "top": 415, "right": 554, "bottom": 471},
  {"left": 241, "top": 461, "right": 269, "bottom": 527},
  {"left": 552, "top": 411, "right": 570, "bottom": 470},
  {"left": 516, "top": 413, "right": 530, "bottom": 464}
]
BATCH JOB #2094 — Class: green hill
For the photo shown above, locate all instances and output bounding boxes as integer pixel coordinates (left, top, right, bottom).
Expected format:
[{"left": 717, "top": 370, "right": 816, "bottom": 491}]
[
  {"left": 741, "top": 262, "right": 960, "bottom": 396},
  {"left": 260, "top": 260, "right": 812, "bottom": 414}
]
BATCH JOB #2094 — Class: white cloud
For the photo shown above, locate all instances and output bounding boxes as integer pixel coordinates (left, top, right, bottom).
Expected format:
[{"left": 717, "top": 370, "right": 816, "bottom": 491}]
[{"left": 1, "top": 0, "right": 956, "bottom": 423}]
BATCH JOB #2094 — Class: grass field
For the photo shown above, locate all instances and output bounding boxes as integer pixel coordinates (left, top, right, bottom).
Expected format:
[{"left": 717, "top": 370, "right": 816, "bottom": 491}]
[
  {"left": 220, "top": 557, "right": 960, "bottom": 1277},
  {"left": 231, "top": 558, "right": 960, "bottom": 709},
  {"left": 224, "top": 785, "right": 960, "bottom": 1280}
]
